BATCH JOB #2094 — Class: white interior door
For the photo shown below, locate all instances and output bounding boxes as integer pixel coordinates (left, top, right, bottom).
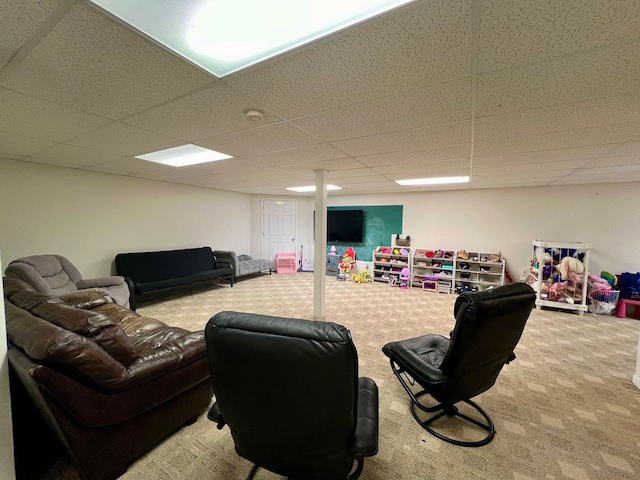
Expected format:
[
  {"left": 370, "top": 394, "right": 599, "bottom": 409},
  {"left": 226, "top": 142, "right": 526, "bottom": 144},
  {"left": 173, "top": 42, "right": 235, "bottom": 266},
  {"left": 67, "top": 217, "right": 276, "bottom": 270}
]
[{"left": 262, "top": 199, "right": 297, "bottom": 262}]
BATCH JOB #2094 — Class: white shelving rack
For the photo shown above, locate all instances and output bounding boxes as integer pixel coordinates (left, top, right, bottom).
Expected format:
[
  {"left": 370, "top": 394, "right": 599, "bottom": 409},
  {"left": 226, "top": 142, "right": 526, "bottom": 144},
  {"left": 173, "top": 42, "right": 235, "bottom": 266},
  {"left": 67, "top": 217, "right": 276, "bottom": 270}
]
[
  {"left": 372, "top": 246, "right": 411, "bottom": 284},
  {"left": 454, "top": 252, "right": 506, "bottom": 293},
  {"left": 532, "top": 240, "right": 591, "bottom": 316},
  {"left": 411, "top": 249, "right": 455, "bottom": 293}
]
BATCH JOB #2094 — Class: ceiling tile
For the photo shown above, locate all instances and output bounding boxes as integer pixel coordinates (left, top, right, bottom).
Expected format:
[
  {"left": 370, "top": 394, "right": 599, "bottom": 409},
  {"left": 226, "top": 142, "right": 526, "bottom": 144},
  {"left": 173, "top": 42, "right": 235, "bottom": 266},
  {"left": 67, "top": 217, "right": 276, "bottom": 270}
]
[
  {"left": 374, "top": 158, "right": 469, "bottom": 175},
  {"left": 67, "top": 122, "right": 182, "bottom": 156},
  {"left": 86, "top": 157, "right": 168, "bottom": 174},
  {"left": 327, "top": 168, "right": 381, "bottom": 179},
  {"left": 278, "top": 157, "right": 365, "bottom": 174},
  {"left": 551, "top": 171, "right": 640, "bottom": 184},
  {"left": 0, "top": 131, "right": 55, "bottom": 156},
  {"left": 475, "top": 122, "right": 640, "bottom": 157},
  {"left": 242, "top": 144, "right": 347, "bottom": 167},
  {"left": 293, "top": 79, "right": 472, "bottom": 142},
  {"left": 198, "top": 122, "right": 320, "bottom": 157},
  {"left": 473, "top": 145, "right": 621, "bottom": 166},
  {"left": 605, "top": 141, "right": 640, "bottom": 157},
  {"left": 356, "top": 144, "right": 471, "bottom": 167},
  {"left": 584, "top": 155, "right": 640, "bottom": 169},
  {"left": 476, "top": 43, "right": 640, "bottom": 117},
  {"left": 479, "top": 0, "right": 640, "bottom": 73},
  {"left": 0, "top": 0, "right": 66, "bottom": 68},
  {"left": 27, "top": 143, "right": 122, "bottom": 167},
  {"left": 331, "top": 174, "right": 391, "bottom": 185},
  {"left": 331, "top": 121, "right": 471, "bottom": 157},
  {"left": 0, "top": 87, "right": 111, "bottom": 142},
  {"left": 225, "top": 0, "right": 471, "bottom": 118},
  {"left": 124, "top": 83, "right": 283, "bottom": 141},
  {"left": 0, "top": 3, "right": 214, "bottom": 119},
  {"left": 475, "top": 93, "right": 640, "bottom": 141}
]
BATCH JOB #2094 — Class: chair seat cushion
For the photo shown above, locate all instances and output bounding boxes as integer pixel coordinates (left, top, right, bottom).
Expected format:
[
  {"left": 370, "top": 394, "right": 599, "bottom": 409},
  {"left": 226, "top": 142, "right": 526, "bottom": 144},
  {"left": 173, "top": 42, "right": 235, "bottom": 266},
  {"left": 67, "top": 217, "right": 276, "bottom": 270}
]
[{"left": 382, "top": 334, "right": 450, "bottom": 385}]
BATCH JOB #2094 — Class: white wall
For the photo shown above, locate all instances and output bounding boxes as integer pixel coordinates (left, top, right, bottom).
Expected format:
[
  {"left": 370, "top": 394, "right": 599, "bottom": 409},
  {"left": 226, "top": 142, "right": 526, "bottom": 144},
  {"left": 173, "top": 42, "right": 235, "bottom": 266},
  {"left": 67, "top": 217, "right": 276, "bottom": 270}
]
[
  {"left": 0, "top": 159, "right": 251, "bottom": 277},
  {"left": 324, "top": 183, "right": 640, "bottom": 277}
]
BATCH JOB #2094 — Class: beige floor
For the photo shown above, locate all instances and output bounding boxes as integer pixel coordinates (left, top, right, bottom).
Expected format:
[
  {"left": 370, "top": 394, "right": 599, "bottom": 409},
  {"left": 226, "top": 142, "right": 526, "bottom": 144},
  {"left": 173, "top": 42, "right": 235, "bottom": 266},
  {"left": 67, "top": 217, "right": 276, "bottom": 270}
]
[{"left": 37, "top": 274, "right": 640, "bottom": 479}]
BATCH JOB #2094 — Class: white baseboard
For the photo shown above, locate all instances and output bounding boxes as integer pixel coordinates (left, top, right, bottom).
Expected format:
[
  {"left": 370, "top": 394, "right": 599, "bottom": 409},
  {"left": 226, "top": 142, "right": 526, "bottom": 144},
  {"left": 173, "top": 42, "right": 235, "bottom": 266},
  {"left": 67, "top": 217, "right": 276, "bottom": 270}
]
[{"left": 633, "top": 374, "right": 640, "bottom": 390}]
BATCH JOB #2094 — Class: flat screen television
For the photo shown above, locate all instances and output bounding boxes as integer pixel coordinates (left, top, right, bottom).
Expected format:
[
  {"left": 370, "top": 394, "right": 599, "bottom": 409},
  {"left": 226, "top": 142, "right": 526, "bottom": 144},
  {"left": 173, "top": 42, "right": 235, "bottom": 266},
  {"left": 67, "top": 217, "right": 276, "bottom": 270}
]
[{"left": 327, "top": 209, "right": 364, "bottom": 243}]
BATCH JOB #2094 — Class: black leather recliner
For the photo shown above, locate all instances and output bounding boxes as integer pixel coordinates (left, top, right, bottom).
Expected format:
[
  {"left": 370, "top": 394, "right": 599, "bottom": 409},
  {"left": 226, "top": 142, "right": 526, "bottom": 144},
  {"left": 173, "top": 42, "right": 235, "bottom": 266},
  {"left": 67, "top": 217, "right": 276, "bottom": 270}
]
[
  {"left": 382, "top": 283, "right": 536, "bottom": 447},
  {"left": 205, "top": 311, "right": 379, "bottom": 480}
]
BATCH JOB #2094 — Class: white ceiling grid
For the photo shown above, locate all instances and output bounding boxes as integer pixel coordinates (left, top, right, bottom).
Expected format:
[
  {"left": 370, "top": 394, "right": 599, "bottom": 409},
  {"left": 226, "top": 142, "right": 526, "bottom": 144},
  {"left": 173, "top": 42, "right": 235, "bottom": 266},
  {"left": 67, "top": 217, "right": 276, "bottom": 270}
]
[{"left": 0, "top": 0, "right": 639, "bottom": 195}]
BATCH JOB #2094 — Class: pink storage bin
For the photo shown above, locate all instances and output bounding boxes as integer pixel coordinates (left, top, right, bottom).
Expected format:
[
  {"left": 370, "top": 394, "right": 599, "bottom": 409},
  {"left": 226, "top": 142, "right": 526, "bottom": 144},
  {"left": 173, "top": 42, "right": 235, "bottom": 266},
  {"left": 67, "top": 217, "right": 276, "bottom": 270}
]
[{"left": 275, "top": 253, "right": 297, "bottom": 274}]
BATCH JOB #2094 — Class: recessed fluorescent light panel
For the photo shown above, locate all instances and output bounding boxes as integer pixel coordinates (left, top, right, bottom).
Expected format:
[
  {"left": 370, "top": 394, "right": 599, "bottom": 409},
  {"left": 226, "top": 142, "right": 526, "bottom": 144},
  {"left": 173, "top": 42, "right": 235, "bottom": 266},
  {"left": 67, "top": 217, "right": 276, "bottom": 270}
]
[
  {"left": 135, "top": 144, "right": 232, "bottom": 167},
  {"left": 286, "top": 185, "right": 342, "bottom": 193},
  {"left": 395, "top": 176, "right": 470, "bottom": 186},
  {"left": 89, "top": 0, "right": 418, "bottom": 77}
]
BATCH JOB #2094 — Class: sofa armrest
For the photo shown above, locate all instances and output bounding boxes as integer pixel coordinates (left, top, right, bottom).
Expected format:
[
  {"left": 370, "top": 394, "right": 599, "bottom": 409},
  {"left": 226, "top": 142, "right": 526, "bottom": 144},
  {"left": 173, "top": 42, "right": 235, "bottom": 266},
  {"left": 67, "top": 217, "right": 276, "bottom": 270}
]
[
  {"left": 213, "top": 250, "right": 238, "bottom": 277},
  {"left": 77, "top": 276, "right": 126, "bottom": 289}
]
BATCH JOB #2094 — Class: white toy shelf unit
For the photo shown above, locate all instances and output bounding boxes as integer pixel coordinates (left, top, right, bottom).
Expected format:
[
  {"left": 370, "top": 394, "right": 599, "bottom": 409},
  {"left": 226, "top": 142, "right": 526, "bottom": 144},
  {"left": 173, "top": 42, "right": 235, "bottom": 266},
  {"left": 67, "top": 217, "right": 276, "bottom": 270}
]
[{"left": 531, "top": 240, "right": 591, "bottom": 316}]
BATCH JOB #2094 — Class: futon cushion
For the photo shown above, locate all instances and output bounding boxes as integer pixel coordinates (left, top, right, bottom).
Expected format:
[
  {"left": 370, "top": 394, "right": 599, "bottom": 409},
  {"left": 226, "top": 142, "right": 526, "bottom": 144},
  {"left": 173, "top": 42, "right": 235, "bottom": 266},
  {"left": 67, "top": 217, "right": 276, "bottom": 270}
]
[{"left": 134, "top": 269, "right": 233, "bottom": 294}]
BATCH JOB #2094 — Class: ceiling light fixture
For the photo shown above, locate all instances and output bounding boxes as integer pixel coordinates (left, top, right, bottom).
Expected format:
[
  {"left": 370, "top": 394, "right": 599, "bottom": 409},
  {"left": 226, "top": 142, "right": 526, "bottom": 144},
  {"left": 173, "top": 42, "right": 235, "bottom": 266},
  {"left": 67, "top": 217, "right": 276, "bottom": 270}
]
[
  {"left": 286, "top": 185, "right": 342, "bottom": 193},
  {"left": 395, "top": 176, "right": 470, "bottom": 186},
  {"left": 135, "top": 144, "right": 233, "bottom": 167},
  {"left": 89, "top": 0, "right": 418, "bottom": 77}
]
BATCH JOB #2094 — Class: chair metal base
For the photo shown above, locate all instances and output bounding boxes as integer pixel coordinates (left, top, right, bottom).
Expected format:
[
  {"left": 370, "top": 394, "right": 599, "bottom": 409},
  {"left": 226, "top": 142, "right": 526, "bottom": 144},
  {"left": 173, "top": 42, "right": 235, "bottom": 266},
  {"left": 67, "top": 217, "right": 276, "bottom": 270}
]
[
  {"left": 410, "top": 391, "right": 495, "bottom": 447},
  {"left": 389, "top": 359, "right": 495, "bottom": 447}
]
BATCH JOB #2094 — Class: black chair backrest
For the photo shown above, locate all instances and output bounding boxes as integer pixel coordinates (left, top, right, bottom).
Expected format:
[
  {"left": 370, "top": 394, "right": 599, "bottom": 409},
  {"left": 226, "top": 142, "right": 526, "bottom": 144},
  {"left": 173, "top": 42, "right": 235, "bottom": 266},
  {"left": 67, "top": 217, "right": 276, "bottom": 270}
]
[
  {"left": 440, "top": 283, "right": 536, "bottom": 400},
  {"left": 205, "top": 311, "right": 360, "bottom": 479}
]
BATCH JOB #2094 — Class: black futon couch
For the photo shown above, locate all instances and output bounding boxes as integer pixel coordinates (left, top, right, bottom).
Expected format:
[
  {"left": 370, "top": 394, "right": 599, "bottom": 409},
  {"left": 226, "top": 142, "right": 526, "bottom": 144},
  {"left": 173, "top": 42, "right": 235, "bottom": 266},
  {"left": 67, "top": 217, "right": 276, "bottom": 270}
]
[{"left": 116, "top": 247, "right": 233, "bottom": 310}]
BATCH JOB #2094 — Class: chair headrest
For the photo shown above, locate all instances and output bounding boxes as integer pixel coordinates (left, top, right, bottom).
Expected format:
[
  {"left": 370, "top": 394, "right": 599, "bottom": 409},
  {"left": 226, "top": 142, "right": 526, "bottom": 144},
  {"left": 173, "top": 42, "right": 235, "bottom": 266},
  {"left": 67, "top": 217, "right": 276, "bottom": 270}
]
[{"left": 11, "top": 255, "right": 63, "bottom": 277}]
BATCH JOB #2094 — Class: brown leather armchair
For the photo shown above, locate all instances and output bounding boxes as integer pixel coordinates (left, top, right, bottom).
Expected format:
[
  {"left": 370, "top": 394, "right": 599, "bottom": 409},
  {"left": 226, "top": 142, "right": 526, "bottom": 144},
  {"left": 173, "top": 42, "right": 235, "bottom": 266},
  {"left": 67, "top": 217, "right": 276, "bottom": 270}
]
[{"left": 4, "top": 277, "right": 212, "bottom": 480}]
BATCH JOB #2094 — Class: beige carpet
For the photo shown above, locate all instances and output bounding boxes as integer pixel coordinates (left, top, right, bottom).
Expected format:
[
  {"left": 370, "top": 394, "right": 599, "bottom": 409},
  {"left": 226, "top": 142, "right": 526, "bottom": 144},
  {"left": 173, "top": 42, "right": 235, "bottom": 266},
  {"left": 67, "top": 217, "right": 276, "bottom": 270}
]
[{"left": 35, "top": 274, "right": 640, "bottom": 479}]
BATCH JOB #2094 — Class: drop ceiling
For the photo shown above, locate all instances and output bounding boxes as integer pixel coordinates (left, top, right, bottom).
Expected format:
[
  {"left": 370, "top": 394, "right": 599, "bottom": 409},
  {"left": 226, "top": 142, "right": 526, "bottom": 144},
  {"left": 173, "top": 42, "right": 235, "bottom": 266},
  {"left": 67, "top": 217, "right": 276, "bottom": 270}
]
[{"left": 1, "top": 0, "right": 639, "bottom": 196}]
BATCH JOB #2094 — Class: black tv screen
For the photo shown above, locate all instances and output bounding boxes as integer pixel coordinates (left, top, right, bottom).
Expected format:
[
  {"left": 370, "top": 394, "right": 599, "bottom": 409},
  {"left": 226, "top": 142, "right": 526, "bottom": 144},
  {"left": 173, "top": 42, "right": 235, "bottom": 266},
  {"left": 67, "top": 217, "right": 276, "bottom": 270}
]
[{"left": 327, "top": 209, "right": 364, "bottom": 243}]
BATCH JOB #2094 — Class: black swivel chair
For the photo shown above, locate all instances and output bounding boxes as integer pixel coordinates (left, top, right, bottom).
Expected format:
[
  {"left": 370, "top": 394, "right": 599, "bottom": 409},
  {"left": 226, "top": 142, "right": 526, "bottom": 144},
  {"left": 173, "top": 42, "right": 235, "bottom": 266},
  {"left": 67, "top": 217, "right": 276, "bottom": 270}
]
[
  {"left": 205, "top": 311, "right": 379, "bottom": 480},
  {"left": 382, "top": 283, "right": 536, "bottom": 447}
]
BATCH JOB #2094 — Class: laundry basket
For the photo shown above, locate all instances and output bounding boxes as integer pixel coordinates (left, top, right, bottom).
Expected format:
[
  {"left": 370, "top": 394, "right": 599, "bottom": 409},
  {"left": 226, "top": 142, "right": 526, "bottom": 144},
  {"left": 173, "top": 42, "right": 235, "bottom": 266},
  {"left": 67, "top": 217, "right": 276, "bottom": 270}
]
[{"left": 588, "top": 290, "right": 619, "bottom": 315}]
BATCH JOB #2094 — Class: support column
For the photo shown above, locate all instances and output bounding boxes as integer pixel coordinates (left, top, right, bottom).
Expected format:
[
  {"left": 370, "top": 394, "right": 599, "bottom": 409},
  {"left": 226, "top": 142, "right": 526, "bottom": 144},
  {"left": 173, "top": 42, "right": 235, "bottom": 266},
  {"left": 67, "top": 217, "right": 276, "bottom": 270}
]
[{"left": 313, "top": 170, "right": 328, "bottom": 320}]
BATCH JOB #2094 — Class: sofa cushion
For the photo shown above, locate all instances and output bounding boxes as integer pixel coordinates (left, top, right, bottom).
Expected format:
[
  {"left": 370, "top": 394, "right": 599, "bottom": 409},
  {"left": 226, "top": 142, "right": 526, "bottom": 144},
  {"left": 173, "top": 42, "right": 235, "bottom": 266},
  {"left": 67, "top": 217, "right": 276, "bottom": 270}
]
[
  {"left": 5, "top": 302, "right": 128, "bottom": 387},
  {"left": 31, "top": 302, "right": 138, "bottom": 366},
  {"left": 59, "top": 290, "right": 111, "bottom": 309},
  {"left": 7, "top": 289, "right": 138, "bottom": 366},
  {"left": 238, "top": 259, "right": 273, "bottom": 277}
]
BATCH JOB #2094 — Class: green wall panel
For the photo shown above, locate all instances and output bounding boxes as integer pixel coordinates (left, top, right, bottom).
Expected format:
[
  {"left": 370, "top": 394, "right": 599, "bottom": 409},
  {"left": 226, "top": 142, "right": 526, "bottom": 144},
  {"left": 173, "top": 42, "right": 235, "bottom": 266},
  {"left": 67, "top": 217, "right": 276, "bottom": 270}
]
[{"left": 326, "top": 205, "right": 403, "bottom": 262}]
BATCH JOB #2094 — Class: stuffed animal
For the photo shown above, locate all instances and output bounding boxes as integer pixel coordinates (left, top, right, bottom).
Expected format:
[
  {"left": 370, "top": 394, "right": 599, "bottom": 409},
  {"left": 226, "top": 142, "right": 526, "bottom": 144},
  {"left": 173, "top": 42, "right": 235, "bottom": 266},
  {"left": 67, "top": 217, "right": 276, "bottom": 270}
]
[
  {"left": 549, "top": 281, "right": 568, "bottom": 301},
  {"left": 557, "top": 256, "right": 585, "bottom": 280}
]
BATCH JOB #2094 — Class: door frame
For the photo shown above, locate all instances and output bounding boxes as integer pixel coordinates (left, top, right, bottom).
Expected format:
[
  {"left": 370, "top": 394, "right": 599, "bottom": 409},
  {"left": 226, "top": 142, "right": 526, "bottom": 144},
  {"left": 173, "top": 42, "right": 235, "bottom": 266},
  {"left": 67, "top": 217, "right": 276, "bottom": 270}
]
[{"left": 261, "top": 198, "right": 298, "bottom": 260}]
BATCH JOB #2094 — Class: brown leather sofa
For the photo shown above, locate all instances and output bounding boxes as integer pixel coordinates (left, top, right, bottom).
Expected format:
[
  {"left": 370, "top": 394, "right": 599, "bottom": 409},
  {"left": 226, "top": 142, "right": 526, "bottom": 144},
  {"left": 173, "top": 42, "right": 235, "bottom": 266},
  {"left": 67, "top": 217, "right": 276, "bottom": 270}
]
[{"left": 4, "top": 277, "right": 213, "bottom": 480}]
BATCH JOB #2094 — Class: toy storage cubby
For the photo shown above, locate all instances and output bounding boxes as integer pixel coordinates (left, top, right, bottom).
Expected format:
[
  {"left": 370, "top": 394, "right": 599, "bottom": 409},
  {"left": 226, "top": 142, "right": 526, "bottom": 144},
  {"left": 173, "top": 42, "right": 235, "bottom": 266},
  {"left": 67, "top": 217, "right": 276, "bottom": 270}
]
[
  {"left": 531, "top": 240, "right": 591, "bottom": 316},
  {"left": 275, "top": 252, "right": 297, "bottom": 274},
  {"left": 454, "top": 251, "right": 505, "bottom": 293},
  {"left": 411, "top": 249, "right": 455, "bottom": 293},
  {"left": 372, "top": 246, "right": 411, "bottom": 284}
]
